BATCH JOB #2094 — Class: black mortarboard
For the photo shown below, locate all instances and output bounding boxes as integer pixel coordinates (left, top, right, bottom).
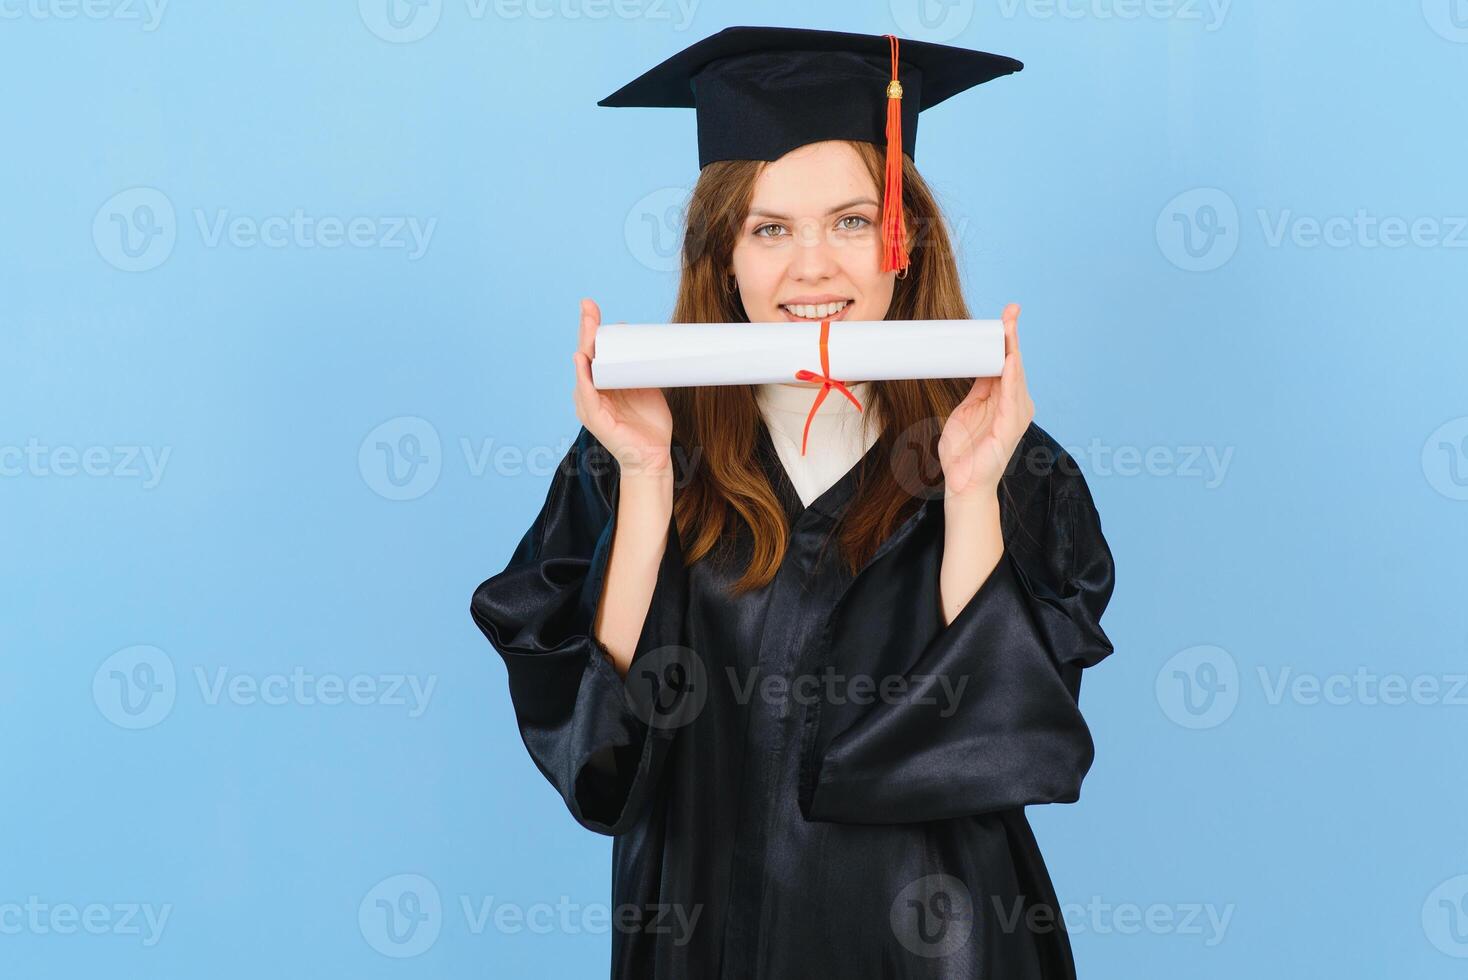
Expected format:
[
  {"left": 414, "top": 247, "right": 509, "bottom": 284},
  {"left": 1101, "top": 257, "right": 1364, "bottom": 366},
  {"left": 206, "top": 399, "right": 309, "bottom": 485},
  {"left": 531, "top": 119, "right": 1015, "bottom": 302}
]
[{"left": 598, "top": 26, "right": 1023, "bottom": 273}]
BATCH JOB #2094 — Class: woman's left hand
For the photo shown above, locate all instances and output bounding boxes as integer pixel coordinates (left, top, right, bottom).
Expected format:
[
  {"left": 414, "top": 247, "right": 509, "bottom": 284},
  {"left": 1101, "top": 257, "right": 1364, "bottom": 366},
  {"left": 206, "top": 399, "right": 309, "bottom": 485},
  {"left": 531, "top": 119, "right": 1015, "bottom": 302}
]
[{"left": 938, "top": 303, "right": 1035, "bottom": 499}]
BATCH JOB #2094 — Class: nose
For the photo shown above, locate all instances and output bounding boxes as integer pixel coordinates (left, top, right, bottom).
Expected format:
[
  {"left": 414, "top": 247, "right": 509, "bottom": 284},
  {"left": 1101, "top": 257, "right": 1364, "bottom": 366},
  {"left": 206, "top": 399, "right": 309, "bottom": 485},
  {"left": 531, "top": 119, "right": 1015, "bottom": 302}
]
[{"left": 786, "top": 218, "right": 839, "bottom": 283}]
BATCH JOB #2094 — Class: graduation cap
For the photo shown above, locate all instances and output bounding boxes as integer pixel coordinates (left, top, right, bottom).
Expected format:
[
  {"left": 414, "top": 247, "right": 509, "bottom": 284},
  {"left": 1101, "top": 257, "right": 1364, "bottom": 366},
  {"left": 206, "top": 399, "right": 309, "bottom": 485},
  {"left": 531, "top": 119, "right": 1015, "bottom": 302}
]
[{"left": 598, "top": 26, "right": 1023, "bottom": 275}]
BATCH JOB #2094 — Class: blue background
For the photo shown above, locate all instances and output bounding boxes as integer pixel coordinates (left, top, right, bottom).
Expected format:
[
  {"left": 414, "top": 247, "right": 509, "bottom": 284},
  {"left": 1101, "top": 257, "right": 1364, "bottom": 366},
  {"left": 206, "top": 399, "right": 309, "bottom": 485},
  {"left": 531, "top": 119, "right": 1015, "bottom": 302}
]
[{"left": 4, "top": 1, "right": 1467, "bottom": 976}]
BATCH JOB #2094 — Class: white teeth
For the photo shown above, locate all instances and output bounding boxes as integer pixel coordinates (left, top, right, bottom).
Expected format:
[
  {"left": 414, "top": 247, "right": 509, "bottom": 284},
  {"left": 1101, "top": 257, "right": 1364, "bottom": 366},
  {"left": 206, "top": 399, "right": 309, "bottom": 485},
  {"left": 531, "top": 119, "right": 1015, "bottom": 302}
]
[{"left": 783, "top": 300, "right": 849, "bottom": 319}]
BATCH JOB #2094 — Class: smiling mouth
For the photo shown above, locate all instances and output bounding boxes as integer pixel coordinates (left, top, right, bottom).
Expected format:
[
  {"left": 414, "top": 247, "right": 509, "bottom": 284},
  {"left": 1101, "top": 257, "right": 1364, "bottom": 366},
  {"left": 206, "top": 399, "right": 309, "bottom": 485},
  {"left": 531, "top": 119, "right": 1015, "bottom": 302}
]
[{"left": 779, "top": 300, "right": 852, "bottom": 321}]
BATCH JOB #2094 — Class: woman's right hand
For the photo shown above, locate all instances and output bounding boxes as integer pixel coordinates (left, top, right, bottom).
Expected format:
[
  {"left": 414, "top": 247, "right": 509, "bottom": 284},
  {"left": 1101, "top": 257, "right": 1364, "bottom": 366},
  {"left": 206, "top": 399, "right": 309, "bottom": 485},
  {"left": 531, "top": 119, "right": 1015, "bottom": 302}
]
[{"left": 572, "top": 297, "right": 674, "bottom": 479}]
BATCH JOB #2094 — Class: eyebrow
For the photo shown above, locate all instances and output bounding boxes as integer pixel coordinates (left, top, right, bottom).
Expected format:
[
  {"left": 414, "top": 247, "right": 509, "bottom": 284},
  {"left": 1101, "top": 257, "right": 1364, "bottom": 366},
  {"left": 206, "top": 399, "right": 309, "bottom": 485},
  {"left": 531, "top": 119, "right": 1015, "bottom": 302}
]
[{"left": 746, "top": 197, "right": 880, "bottom": 223}]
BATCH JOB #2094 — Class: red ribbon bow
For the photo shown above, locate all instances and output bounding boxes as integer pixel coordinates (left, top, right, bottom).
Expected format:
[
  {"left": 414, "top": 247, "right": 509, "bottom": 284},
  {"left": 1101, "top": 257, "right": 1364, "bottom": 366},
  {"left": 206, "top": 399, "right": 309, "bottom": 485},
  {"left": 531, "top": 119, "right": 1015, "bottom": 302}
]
[{"left": 793, "top": 318, "right": 863, "bottom": 456}]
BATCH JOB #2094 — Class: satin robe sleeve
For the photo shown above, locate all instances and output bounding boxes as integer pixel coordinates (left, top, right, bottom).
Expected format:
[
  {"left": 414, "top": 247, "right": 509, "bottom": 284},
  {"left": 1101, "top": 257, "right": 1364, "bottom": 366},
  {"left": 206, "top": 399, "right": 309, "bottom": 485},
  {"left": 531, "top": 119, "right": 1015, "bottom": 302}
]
[
  {"left": 469, "top": 426, "right": 688, "bottom": 836},
  {"left": 801, "top": 471, "right": 1116, "bottom": 825}
]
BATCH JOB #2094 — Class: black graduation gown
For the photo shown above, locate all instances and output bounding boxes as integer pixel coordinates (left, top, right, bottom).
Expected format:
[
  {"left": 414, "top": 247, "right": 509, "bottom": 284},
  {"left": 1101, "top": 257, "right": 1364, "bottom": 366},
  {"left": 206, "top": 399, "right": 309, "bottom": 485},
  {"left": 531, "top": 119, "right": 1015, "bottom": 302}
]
[{"left": 469, "top": 419, "right": 1116, "bottom": 979}]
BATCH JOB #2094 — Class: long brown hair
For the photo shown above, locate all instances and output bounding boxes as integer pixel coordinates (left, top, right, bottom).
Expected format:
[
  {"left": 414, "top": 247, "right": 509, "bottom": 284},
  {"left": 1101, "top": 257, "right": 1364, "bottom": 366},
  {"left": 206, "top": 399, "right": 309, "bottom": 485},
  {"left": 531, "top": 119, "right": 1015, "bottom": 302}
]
[{"left": 666, "top": 139, "right": 973, "bottom": 594}]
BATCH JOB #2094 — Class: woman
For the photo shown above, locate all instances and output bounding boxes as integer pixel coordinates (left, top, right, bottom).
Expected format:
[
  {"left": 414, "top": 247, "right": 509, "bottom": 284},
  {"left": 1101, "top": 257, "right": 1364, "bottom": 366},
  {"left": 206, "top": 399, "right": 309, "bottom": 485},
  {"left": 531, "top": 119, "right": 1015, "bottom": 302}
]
[{"left": 471, "top": 28, "right": 1116, "bottom": 979}]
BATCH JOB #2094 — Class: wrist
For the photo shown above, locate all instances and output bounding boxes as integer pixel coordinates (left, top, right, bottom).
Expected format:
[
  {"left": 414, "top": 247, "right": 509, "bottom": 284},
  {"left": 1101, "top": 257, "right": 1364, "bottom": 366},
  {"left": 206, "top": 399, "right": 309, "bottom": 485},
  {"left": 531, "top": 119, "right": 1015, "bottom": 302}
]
[
  {"left": 943, "top": 482, "right": 999, "bottom": 509},
  {"left": 619, "top": 469, "right": 674, "bottom": 515},
  {"left": 617, "top": 452, "right": 674, "bottom": 480}
]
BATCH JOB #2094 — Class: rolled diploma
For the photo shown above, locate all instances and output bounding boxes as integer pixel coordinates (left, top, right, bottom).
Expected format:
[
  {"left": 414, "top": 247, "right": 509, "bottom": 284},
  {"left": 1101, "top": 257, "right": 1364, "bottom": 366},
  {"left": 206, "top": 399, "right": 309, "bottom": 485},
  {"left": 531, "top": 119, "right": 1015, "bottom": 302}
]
[{"left": 590, "top": 320, "right": 1004, "bottom": 389}]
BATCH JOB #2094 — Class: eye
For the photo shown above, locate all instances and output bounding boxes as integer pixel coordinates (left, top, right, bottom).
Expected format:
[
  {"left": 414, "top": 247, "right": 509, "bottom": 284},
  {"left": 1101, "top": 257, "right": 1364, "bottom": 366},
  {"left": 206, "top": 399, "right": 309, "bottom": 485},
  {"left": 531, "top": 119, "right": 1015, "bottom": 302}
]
[
  {"left": 836, "top": 214, "right": 872, "bottom": 232},
  {"left": 753, "top": 223, "right": 788, "bottom": 239}
]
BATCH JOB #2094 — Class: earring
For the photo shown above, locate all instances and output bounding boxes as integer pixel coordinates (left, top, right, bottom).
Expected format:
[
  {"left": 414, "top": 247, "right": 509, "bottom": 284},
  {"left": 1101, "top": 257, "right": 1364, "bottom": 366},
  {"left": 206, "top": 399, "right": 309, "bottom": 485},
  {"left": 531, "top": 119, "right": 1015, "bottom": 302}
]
[{"left": 896, "top": 264, "right": 910, "bottom": 280}]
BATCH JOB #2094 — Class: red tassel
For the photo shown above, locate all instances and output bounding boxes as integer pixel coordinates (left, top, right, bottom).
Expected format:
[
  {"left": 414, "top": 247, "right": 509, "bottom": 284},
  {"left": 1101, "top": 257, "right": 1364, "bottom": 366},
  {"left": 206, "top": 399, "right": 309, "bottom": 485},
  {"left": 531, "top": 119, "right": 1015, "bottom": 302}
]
[
  {"left": 793, "top": 319, "right": 863, "bottom": 456},
  {"left": 880, "top": 33, "right": 909, "bottom": 275}
]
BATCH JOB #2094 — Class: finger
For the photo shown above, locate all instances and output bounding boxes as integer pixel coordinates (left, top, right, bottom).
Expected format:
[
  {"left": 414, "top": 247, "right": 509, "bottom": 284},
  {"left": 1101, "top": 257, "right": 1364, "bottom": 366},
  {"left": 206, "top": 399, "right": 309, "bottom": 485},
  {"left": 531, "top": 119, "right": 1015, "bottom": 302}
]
[
  {"left": 578, "top": 298, "right": 601, "bottom": 359},
  {"left": 998, "top": 306, "right": 1026, "bottom": 405},
  {"left": 576, "top": 352, "right": 614, "bottom": 432},
  {"left": 1000, "top": 364, "right": 1033, "bottom": 441},
  {"left": 571, "top": 352, "right": 590, "bottom": 417},
  {"left": 572, "top": 350, "right": 599, "bottom": 414},
  {"left": 1011, "top": 352, "right": 1029, "bottom": 411},
  {"left": 1006, "top": 313, "right": 1030, "bottom": 414},
  {"left": 571, "top": 353, "right": 589, "bottom": 424},
  {"left": 1000, "top": 334, "right": 1019, "bottom": 389},
  {"left": 996, "top": 315, "right": 1018, "bottom": 411},
  {"left": 995, "top": 345, "right": 1024, "bottom": 426},
  {"left": 574, "top": 348, "right": 596, "bottom": 391},
  {"left": 967, "top": 374, "right": 996, "bottom": 404},
  {"left": 998, "top": 306, "right": 1021, "bottom": 359}
]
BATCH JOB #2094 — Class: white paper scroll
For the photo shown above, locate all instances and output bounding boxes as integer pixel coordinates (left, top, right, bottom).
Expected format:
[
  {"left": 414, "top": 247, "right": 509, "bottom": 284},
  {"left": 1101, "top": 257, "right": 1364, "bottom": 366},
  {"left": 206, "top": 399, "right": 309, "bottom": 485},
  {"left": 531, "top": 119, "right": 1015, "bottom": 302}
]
[{"left": 590, "top": 320, "right": 1004, "bottom": 389}]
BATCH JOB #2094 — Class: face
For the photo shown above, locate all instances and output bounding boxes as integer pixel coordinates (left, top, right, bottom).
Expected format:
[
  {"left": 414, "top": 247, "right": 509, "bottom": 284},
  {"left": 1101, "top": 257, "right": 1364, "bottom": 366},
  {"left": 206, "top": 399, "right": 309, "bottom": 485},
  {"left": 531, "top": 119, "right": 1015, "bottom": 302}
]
[{"left": 730, "top": 140, "right": 897, "bottom": 344}]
